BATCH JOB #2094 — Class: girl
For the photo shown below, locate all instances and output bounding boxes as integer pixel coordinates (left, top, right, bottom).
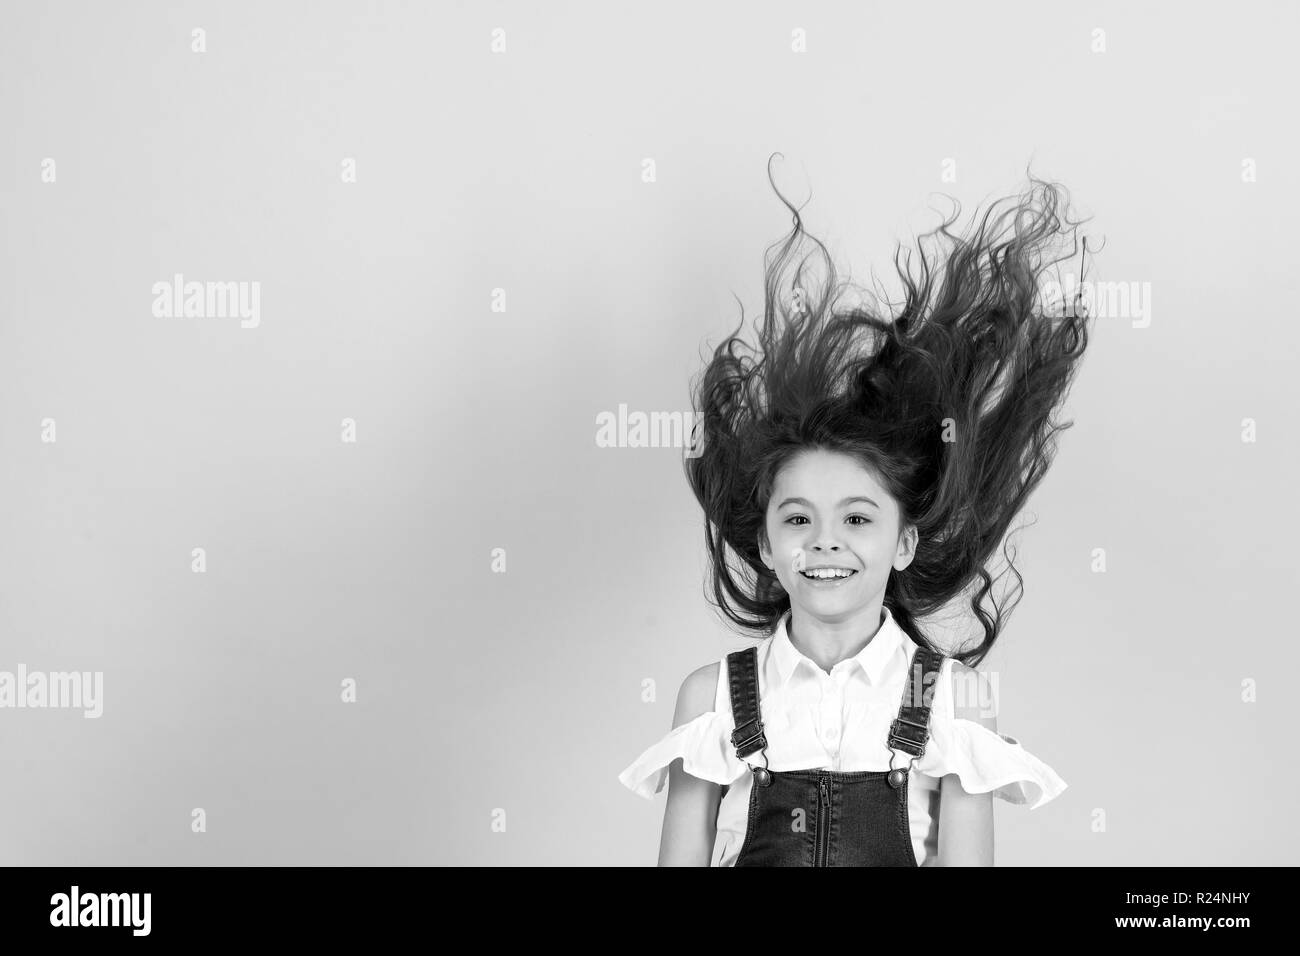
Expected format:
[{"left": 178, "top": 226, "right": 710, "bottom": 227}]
[{"left": 618, "top": 158, "right": 1093, "bottom": 866}]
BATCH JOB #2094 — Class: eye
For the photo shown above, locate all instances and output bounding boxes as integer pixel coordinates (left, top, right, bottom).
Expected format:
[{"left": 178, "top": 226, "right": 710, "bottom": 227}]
[{"left": 784, "top": 514, "right": 871, "bottom": 526}]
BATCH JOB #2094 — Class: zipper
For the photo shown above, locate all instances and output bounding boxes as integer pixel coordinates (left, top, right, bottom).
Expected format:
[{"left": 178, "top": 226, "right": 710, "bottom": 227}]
[{"left": 815, "top": 773, "right": 831, "bottom": 867}]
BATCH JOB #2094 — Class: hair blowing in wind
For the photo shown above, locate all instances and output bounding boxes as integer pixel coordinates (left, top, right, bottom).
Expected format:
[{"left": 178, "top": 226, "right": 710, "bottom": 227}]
[{"left": 685, "top": 158, "right": 1097, "bottom": 667}]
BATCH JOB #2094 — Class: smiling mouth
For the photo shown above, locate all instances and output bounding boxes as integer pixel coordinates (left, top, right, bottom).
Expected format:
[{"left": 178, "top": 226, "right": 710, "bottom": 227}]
[{"left": 799, "top": 569, "right": 858, "bottom": 581}]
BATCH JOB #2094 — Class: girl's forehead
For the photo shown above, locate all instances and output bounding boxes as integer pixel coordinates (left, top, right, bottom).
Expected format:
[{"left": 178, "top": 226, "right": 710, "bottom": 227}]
[{"left": 776, "top": 449, "right": 882, "bottom": 488}]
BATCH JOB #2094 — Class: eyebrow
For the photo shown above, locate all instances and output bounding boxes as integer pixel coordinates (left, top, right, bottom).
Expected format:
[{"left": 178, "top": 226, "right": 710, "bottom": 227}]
[{"left": 777, "top": 496, "right": 879, "bottom": 510}]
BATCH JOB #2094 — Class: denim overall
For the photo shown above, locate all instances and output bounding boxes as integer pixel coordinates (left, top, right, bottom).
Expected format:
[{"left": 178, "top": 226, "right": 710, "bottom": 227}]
[{"left": 727, "top": 639, "right": 946, "bottom": 867}]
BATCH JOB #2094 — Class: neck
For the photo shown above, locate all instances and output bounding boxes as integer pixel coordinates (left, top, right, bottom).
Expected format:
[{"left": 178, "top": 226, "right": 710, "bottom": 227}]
[{"left": 786, "top": 601, "right": 886, "bottom": 675}]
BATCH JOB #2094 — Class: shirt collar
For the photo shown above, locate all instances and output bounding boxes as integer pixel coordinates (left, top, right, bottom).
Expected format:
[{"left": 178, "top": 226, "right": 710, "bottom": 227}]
[{"left": 771, "top": 604, "right": 905, "bottom": 688}]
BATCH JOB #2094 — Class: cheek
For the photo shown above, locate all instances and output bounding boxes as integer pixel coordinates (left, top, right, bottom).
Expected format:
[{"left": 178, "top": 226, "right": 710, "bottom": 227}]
[{"left": 770, "top": 521, "right": 795, "bottom": 548}]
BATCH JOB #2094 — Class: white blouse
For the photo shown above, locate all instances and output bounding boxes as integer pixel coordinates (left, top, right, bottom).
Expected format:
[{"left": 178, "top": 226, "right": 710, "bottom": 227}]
[{"left": 618, "top": 605, "right": 1067, "bottom": 866}]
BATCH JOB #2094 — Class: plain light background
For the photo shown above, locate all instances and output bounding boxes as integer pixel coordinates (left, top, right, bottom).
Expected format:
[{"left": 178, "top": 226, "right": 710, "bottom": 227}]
[{"left": 1, "top": 1, "right": 1295, "bottom": 866}]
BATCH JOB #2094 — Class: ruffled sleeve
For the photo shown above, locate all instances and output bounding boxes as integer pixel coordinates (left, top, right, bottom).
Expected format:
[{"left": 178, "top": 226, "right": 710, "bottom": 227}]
[
  {"left": 915, "top": 659, "right": 1068, "bottom": 810},
  {"left": 617, "top": 710, "right": 750, "bottom": 800},
  {"left": 919, "top": 718, "right": 1068, "bottom": 809}
]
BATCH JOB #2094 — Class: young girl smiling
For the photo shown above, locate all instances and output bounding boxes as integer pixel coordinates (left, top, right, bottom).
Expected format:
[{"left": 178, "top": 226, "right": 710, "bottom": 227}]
[{"left": 619, "top": 160, "right": 1092, "bottom": 866}]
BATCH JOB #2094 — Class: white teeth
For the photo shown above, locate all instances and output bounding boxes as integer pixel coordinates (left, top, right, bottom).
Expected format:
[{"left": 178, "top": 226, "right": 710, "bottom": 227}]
[{"left": 801, "top": 568, "right": 855, "bottom": 580}]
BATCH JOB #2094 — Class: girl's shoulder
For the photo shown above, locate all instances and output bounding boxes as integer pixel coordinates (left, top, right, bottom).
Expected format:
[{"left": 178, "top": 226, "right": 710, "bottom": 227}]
[
  {"left": 675, "top": 660, "right": 722, "bottom": 727},
  {"left": 618, "top": 655, "right": 750, "bottom": 800},
  {"left": 916, "top": 656, "right": 1069, "bottom": 810},
  {"left": 938, "top": 657, "right": 998, "bottom": 730},
  {"left": 677, "top": 634, "right": 778, "bottom": 723}
]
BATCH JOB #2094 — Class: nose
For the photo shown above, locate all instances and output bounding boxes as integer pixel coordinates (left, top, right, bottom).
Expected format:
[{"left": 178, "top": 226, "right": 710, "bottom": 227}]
[{"left": 810, "top": 537, "right": 843, "bottom": 554}]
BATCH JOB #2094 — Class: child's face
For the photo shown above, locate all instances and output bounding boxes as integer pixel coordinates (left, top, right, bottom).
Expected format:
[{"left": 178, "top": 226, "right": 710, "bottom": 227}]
[{"left": 759, "top": 448, "right": 916, "bottom": 619}]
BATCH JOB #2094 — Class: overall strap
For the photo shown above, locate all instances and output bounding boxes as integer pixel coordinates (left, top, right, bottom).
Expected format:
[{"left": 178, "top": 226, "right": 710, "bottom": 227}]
[
  {"left": 887, "top": 645, "right": 946, "bottom": 758},
  {"left": 726, "top": 646, "right": 767, "bottom": 759}
]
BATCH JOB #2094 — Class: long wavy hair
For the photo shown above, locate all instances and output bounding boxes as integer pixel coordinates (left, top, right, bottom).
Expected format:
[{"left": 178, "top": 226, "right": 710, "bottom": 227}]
[{"left": 684, "top": 157, "right": 1096, "bottom": 667}]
